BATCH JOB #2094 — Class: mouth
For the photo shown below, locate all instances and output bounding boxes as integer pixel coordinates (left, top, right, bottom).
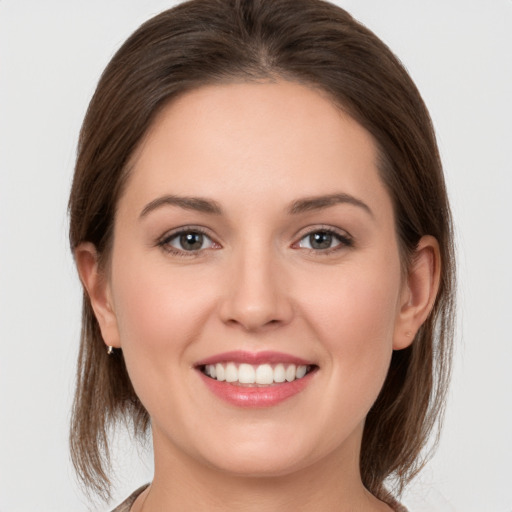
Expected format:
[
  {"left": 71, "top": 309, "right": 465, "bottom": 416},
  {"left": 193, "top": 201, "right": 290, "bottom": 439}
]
[
  {"left": 194, "top": 351, "right": 318, "bottom": 407},
  {"left": 198, "top": 362, "right": 316, "bottom": 386}
]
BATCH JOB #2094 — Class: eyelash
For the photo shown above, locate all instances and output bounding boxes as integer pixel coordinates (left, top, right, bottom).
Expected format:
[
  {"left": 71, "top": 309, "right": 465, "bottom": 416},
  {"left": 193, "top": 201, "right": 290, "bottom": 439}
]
[
  {"left": 157, "top": 226, "right": 353, "bottom": 257},
  {"left": 157, "top": 226, "right": 217, "bottom": 257},
  {"left": 294, "top": 226, "right": 354, "bottom": 254}
]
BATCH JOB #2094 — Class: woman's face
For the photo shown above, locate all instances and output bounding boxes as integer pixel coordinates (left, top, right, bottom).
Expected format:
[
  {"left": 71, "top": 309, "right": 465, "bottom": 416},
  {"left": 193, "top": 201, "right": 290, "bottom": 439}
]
[{"left": 101, "top": 81, "right": 412, "bottom": 476}]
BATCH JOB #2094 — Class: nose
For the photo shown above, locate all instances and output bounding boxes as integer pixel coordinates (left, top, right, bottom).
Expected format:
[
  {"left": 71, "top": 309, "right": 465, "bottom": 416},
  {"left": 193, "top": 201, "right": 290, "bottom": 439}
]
[{"left": 219, "top": 246, "right": 294, "bottom": 332}]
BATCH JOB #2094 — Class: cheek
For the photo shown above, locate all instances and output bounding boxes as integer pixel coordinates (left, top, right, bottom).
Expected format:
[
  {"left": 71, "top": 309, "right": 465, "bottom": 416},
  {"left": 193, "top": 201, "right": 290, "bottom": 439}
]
[
  {"left": 108, "top": 252, "right": 217, "bottom": 396},
  {"left": 111, "top": 241, "right": 212, "bottom": 339},
  {"left": 303, "top": 256, "right": 401, "bottom": 343},
  {"left": 298, "top": 257, "right": 402, "bottom": 404}
]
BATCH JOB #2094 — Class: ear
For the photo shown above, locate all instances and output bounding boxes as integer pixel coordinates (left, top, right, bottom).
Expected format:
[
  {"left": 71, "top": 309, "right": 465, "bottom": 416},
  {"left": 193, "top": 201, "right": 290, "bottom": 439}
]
[
  {"left": 393, "top": 235, "right": 441, "bottom": 350},
  {"left": 74, "top": 242, "right": 121, "bottom": 349}
]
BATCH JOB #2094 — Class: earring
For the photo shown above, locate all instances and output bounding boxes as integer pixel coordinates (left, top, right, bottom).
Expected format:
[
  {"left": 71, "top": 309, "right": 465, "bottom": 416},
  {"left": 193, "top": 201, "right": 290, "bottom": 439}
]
[{"left": 107, "top": 346, "right": 114, "bottom": 355}]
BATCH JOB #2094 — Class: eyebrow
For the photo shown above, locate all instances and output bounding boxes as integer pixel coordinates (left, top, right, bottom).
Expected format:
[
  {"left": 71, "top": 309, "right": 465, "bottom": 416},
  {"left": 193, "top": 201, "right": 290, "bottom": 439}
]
[
  {"left": 288, "top": 193, "right": 373, "bottom": 217},
  {"left": 139, "top": 195, "right": 222, "bottom": 218},
  {"left": 139, "top": 192, "right": 373, "bottom": 219}
]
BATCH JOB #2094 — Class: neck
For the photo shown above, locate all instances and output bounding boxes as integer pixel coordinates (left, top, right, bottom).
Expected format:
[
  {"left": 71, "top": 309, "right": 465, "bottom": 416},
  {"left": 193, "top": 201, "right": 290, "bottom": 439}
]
[{"left": 134, "top": 426, "right": 393, "bottom": 512}]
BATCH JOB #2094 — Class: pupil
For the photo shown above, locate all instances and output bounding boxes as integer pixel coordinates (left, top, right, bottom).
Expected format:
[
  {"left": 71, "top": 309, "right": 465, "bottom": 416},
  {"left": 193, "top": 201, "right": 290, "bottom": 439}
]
[
  {"left": 310, "top": 231, "right": 332, "bottom": 249},
  {"left": 180, "top": 232, "right": 203, "bottom": 250}
]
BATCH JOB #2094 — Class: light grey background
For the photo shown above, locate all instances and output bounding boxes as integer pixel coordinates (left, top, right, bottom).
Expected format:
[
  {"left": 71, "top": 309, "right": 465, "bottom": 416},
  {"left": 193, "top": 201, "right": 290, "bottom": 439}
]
[{"left": 1, "top": 1, "right": 511, "bottom": 511}]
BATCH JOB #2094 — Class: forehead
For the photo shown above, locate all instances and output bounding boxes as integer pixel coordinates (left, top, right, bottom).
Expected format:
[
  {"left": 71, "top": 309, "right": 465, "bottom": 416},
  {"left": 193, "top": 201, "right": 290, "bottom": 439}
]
[{"left": 121, "top": 81, "right": 391, "bottom": 220}]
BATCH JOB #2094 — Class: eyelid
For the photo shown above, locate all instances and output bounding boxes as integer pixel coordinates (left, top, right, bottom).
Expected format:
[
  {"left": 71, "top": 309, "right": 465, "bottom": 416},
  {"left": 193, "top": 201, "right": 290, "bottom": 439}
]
[
  {"left": 155, "top": 224, "right": 352, "bottom": 256},
  {"left": 292, "top": 225, "right": 354, "bottom": 251},
  {"left": 157, "top": 225, "right": 221, "bottom": 255}
]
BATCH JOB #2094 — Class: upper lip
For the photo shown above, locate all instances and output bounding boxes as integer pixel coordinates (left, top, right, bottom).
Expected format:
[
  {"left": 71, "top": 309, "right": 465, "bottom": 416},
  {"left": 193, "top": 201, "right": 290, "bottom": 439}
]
[{"left": 194, "top": 350, "right": 314, "bottom": 367}]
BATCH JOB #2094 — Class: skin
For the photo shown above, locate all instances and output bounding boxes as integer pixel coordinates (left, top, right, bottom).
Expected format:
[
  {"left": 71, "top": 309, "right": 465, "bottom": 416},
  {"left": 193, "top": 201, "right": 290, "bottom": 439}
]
[{"left": 77, "top": 81, "right": 440, "bottom": 511}]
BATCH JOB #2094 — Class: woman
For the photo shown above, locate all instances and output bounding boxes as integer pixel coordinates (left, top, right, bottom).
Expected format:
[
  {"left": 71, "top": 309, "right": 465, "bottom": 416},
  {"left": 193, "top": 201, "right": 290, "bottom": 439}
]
[{"left": 68, "top": 0, "right": 455, "bottom": 510}]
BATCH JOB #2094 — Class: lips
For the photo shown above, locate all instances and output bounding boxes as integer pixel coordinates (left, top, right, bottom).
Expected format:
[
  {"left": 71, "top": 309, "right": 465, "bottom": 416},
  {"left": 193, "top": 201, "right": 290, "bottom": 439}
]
[{"left": 195, "top": 351, "right": 318, "bottom": 408}]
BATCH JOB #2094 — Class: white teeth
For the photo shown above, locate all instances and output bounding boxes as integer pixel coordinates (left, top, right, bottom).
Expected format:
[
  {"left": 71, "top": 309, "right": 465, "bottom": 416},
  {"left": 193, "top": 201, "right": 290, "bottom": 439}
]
[
  {"left": 203, "top": 362, "right": 311, "bottom": 385},
  {"left": 255, "top": 364, "right": 274, "bottom": 385},
  {"left": 273, "top": 364, "right": 286, "bottom": 383},
  {"left": 238, "top": 363, "right": 255, "bottom": 384},
  {"left": 205, "top": 364, "right": 217, "bottom": 378},
  {"left": 285, "top": 364, "right": 296, "bottom": 382},
  {"left": 215, "top": 363, "right": 225, "bottom": 381},
  {"left": 225, "top": 362, "right": 238, "bottom": 382},
  {"left": 296, "top": 365, "right": 307, "bottom": 379}
]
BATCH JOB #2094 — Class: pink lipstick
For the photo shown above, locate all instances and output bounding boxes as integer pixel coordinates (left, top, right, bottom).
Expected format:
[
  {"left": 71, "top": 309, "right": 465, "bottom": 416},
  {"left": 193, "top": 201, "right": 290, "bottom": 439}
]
[{"left": 195, "top": 351, "right": 318, "bottom": 408}]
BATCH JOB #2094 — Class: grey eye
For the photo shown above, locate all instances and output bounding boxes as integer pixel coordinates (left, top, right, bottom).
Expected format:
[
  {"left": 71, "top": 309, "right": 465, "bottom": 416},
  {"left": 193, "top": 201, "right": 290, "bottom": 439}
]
[
  {"left": 298, "top": 231, "right": 343, "bottom": 250},
  {"left": 168, "top": 231, "right": 214, "bottom": 251}
]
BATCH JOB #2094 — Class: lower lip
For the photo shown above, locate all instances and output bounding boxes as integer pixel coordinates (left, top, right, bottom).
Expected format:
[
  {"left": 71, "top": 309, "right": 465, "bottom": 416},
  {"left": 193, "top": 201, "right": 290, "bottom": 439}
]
[{"left": 198, "top": 370, "right": 316, "bottom": 408}]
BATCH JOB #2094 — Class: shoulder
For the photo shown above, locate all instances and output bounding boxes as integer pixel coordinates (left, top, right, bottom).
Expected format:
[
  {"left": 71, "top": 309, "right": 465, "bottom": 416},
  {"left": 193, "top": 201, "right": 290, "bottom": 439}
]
[{"left": 111, "top": 484, "right": 150, "bottom": 512}]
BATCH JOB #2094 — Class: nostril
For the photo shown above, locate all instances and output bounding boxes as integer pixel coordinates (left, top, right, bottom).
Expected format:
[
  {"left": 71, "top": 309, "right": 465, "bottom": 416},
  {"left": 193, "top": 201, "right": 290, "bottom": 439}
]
[{"left": 222, "top": 309, "right": 286, "bottom": 332}]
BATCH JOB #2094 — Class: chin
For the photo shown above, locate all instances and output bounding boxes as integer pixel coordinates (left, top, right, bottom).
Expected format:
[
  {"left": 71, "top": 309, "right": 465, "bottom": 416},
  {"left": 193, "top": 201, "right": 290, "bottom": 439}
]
[
  {"left": 185, "top": 421, "right": 355, "bottom": 480},
  {"left": 202, "top": 448, "right": 314, "bottom": 479}
]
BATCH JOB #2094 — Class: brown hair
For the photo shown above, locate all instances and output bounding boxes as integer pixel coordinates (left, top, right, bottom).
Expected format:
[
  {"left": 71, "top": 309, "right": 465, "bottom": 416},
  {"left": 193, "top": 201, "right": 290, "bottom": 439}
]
[{"left": 69, "top": 0, "right": 455, "bottom": 503}]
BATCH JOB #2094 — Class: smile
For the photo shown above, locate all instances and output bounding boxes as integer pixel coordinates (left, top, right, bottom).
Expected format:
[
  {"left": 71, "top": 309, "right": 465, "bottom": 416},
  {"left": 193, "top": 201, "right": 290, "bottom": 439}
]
[
  {"left": 201, "top": 362, "right": 313, "bottom": 385},
  {"left": 195, "top": 351, "right": 318, "bottom": 407}
]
